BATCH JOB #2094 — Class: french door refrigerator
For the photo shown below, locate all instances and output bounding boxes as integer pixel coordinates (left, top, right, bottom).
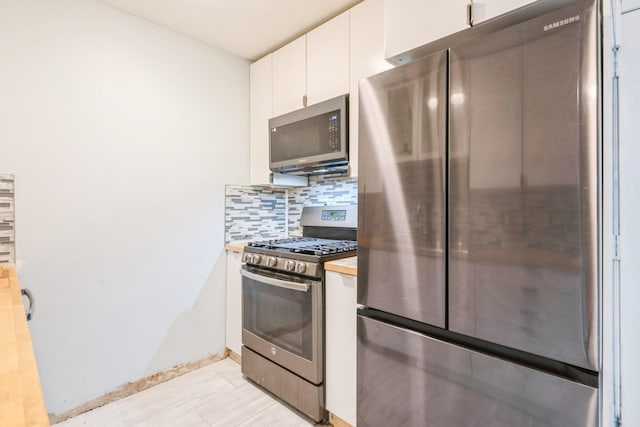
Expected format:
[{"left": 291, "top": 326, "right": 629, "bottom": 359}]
[{"left": 357, "top": 0, "right": 600, "bottom": 426}]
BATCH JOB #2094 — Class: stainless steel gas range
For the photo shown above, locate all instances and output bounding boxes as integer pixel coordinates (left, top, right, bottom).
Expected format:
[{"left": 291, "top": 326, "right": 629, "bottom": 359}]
[{"left": 240, "top": 205, "right": 357, "bottom": 422}]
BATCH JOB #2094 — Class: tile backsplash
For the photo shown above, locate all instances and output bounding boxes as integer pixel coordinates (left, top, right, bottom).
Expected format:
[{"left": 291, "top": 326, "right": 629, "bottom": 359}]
[
  {"left": 0, "top": 175, "right": 16, "bottom": 265},
  {"left": 224, "top": 176, "right": 358, "bottom": 243},
  {"left": 225, "top": 185, "right": 286, "bottom": 243},
  {"left": 287, "top": 176, "right": 358, "bottom": 236}
]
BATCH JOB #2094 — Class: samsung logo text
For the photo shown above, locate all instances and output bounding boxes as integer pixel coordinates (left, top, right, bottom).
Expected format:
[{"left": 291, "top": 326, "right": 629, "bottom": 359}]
[{"left": 544, "top": 15, "right": 580, "bottom": 31}]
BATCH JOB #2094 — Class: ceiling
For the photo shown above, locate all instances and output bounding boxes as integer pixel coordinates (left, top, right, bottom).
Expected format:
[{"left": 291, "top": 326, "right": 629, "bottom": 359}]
[{"left": 98, "top": 0, "right": 364, "bottom": 61}]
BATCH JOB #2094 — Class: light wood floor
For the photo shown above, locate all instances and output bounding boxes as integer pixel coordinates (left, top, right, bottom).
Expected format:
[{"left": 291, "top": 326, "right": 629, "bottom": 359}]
[{"left": 55, "top": 358, "right": 317, "bottom": 427}]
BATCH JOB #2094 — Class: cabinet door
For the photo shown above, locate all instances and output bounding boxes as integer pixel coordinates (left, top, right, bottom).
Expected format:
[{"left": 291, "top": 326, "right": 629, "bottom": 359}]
[
  {"left": 249, "top": 55, "right": 272, "bottom": 185},
  {"left": 307, "top": 11, "right": 350, "bottom": 106},
  {"left": 325, "top": 271, "right": 357, "bottom": 426},
  {"left": 225, "top": 250, "right": 243, "bottom": 355},
  {"left": 350, "top": 0, "right": 392, "bottom": 178},
  {"left": 272, "top": 35, "right": 306, "bottom": 117},
  {"left": 384, "top": 0, "right": 468, "bottom": 60},
  {"left": 473, "top": 0, "right": 537, "bottom": 24}
]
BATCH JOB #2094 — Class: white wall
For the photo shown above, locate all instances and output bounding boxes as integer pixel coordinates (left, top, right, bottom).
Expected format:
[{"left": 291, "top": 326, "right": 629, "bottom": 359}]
[{"left": 0, "top": 0, "right": 249, "bottom": 415}]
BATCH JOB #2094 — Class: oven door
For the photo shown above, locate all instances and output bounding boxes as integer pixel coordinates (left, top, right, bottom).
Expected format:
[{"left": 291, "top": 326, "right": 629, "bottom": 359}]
[{"left": 241, "top": 266, "right": 323, "bottom": 385}]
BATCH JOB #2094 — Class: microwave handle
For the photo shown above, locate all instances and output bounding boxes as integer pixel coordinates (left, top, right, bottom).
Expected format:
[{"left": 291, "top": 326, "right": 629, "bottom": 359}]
[{"left": 240, "top": 268, "right": 310, "bottom": 293}]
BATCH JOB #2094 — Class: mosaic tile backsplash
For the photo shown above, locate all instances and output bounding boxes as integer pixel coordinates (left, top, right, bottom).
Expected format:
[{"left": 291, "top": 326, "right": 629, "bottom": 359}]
[
  {"left": 288, "top": 176, "right": 358, "bottom": 236},
  {"left": 225, "top": 185, "right": 286, "bottom": 243},
  {"left": 224, "top": 176, "right": 358, "bottom": 243},
  {"left": 0, "top": 175, "right": 16, "bottom": 265}
]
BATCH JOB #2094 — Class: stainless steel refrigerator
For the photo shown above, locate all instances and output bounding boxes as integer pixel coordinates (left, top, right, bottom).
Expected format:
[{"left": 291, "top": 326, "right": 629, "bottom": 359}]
[{"left": 357, "top": 0, "right": 600, "bottom": 425}]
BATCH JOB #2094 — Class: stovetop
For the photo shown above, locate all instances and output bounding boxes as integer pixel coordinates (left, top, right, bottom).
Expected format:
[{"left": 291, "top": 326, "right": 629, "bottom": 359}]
[
  {"left": 243, "top": 236, "right": 357, "bottom": 278},
  {"left": 241, "top": 206, "right": 357, "bottom": 278},
  {"left": 247, "top": 237, "right": 357, "bottom": 257}
]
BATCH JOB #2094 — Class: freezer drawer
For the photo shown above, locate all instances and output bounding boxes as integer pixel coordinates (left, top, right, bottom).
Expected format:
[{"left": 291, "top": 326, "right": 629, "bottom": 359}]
[{"left": 357, "top": 316, "right": 598, "bottom": 427}]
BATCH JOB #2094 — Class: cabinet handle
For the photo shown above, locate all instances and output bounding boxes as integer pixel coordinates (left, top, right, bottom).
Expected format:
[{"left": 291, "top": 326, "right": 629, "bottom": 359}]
[
  {"left": 467, "top": 2, "right": 474, "bottom": 27},
  {"left": 303, "top": 94, "right": 308, "bottom": 107},
  {"left": 21, "top": 288, "right": 34, "bottom": 321}
]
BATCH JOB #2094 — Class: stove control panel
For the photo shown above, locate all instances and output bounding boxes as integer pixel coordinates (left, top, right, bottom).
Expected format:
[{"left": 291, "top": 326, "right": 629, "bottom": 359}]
[
  {"left": 284, "top": 260, "right": 296, "bottom": 272},
  {"left": 300, "top": 205, "right": 357, "bottom": 228},
  {"left": 241, "top": 251, "right": 321, "bottom": 278},
  {"left": 321, "top": 209, "right": 347, "bottom": 222}
]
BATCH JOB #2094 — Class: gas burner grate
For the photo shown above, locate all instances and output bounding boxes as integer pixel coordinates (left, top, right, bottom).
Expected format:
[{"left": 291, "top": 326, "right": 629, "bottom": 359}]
[{"left": 248, "top": 237, "right": 357, "bottom": 256}]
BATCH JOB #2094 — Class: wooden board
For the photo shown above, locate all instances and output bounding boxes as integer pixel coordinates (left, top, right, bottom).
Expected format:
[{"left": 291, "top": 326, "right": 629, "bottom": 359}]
[
  {"left": 225, "top": 243, "right": 245, "bottom": 253},
  {"left": 0, "top": 267, "right": 49, "bottom": 426},
  {"left": 329, "top": 412, "right": 354, "bottom": 427},
  {"left": 324, "top": 256, "right": 357, "bottom": 276}
]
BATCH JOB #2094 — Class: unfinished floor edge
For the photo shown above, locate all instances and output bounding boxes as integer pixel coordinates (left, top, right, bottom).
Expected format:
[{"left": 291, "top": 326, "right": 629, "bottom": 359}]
[
  {"left": 226, "top": 347, "right": 241, "bottom": 364},
  {"left": 48, "top": 352, "right": 227, "bottom": 425},
  {"left": 329, "top": 412, "right": 353, "bottom": 427}
]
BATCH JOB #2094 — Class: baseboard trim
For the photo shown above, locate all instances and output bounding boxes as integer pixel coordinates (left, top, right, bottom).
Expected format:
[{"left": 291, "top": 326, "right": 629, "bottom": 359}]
[
  {"left": 225, "top": 347, "right": 241, "bottom": 364},
  {"left": 48, "top": 352, "right": 225, "bottom": 425},
  {"left": 329, "top": 412, "right": 353, "bottom": 427}
]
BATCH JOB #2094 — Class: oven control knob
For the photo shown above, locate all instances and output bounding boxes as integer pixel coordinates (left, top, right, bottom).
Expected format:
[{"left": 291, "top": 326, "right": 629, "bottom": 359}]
[
  {"left": 284, "top": 260, "right": 296, "bottom": 271},
  {"left": 251, "top": 255, "right": 262, "bottom": 264},
  {"left": 242, "top": 253, "right": 251, "bottom": 263},
  {"left": 266, "top": 257, "right": 277, "bottom": 267},
  {"left": 295, "top": 262, "right": 307, "bottom": 274}
]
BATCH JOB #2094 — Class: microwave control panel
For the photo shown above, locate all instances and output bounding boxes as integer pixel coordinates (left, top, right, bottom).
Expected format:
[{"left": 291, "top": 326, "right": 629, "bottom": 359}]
[{"left": 328, "top": 112, "right": 340, "bottom": 151}]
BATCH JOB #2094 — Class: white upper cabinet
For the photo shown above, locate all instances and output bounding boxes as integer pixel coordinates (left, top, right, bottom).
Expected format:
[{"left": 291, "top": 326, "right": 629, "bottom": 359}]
[
  {"left": 384, "top": 0, "right": 469, "bottom": 60},
  {"left": 307, "top": 11, "right": 350, "bottom": 106},
  {"left": 350, "top": 0, "right": 392, "bottom": 177},
  {"left": 473, "top": 0, "right": 537, "bottom": 24},
  {"left": 249, "top": 54, "right": 273, "bottom": 185},
  {"left": 250, "top": 0, "right": 383, "bottom": 180},
  {"left": 272, "top": 13, "right": 350, "bottom": 117},
  {"left": 272, "top": 35, "right": 306, "bottom": 117}
]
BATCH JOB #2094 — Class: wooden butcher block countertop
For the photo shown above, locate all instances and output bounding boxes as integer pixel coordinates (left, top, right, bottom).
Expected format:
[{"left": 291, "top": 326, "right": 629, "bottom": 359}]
[
  {"left": 225, "top": 243, "right": 246, "bottom": 253},
  {"left": 325, "top": 256, "right": 357, "bottom": 276},
  {"left": 0, "top": 267, "right": 49, "bottom": 427}
]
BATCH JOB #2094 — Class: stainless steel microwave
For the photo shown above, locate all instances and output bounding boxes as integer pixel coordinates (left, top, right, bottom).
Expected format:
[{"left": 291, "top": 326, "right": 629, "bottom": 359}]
[{"left": 269, "top": 94, "right": 348, "bottom": 175}]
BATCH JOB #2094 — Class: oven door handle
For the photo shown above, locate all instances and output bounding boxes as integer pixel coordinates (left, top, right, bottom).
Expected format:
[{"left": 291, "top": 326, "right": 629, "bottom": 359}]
[{"left": 240, "top": 268, "right": 310, "bottom": 292}]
